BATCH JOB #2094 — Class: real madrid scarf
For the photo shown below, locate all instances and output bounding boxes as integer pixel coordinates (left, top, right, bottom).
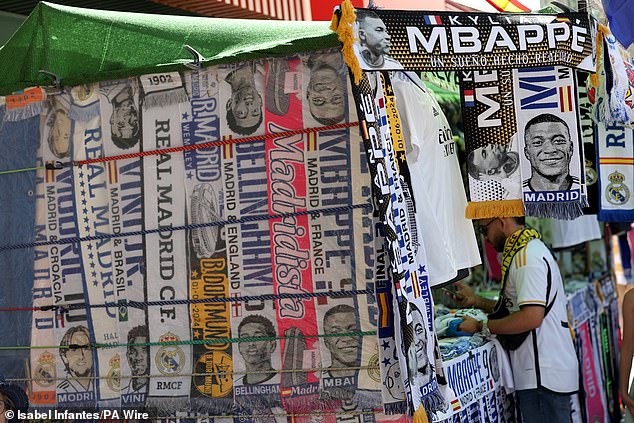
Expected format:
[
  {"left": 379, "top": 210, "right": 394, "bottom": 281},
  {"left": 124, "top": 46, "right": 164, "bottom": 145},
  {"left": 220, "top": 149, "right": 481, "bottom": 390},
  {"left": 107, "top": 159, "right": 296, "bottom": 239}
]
[
  {"left": 514, "top": 66, "right": 587, "bottom": 219},
  {"left": 140, "top": 71, "right": 192, "bottom": 413},
  {"left": 71, "top": 84, "right": 123, "bottom": 409},
  {"left": 350, "top": 70, "right": 444, "bottom": 418},
  {"left": 42, "top": 92, "right": 96, "bottom": 410},
  {"left": 596, "top": 122, "right": 634, "bottom": 221},
  {"left": 99, "top": 78, "right": 147, "bottom": 409}
]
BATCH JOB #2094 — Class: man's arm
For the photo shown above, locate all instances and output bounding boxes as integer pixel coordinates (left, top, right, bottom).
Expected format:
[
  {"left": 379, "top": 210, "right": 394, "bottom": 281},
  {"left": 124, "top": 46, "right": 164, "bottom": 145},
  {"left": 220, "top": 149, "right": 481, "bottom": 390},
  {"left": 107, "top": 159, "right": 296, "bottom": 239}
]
[
  {"left": 447, "top": 282, "right": 497, "bottom": 314},
  {"left": 458, "top": 305, "right": 545, "bottom": 335}
]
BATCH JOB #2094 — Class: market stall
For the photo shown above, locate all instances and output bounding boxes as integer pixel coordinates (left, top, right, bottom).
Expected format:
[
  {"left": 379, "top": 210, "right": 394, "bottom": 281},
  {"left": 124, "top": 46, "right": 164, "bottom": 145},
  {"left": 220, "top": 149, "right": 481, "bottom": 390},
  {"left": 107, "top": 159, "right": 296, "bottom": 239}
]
[{"left": 0, "top": 0, "right": 632, "bottom": 421}]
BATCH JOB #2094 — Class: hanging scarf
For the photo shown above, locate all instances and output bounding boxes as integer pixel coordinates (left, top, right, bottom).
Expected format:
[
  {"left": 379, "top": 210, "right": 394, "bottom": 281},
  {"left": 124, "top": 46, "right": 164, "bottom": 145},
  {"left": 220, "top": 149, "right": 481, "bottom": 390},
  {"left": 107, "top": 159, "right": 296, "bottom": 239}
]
[
  {"left": 587, "top": 25, "right": 634, "bottom": 129},
  {"left": 349, "top": 68, "right": 443, "bottom": 420},
  {"left": 140, "top": 71, "right": 192, "bottom": 413},
  {"left": 514, "top": 66, "right": 587, "bottom": 219},
  {"left": 460, "top": 69, "right": 524, "bottom": 219},
  {"left": 578, "top": 320, "right": 607, "bottom": 423},
  {"left": 489, "top": 227, "right": 541, "bottom": 350},
  {"left": 5, "top": 90, "right": 54, "bottom": 407},
  {"left": 596, "top": 121, "right": 634, "bottom": 221},
  {"left": 99, "top": 78, "right": 147, "bottom": 408}
]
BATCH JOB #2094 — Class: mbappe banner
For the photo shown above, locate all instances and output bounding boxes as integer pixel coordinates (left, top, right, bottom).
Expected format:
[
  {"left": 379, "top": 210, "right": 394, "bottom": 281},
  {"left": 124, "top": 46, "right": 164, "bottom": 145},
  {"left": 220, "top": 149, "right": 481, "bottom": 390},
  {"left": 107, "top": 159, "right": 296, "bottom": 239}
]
[{"left": 350, "top": 8, "right": 596, "bottom": 72}]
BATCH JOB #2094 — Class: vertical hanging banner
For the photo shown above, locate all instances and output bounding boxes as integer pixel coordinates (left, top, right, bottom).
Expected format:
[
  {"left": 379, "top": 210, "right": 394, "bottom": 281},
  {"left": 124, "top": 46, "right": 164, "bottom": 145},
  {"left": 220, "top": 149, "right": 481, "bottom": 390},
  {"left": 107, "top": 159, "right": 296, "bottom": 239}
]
[
  {"left": 263, "top": 55, "right": 321, "bottom": 413},
  {"left": 514, "top": 66, "right": 586, "bottom": 218},
  {"left": 596, "top": 123, "right": 634, "bottom": 221},
  {"left": 30, "top": 166, "right": 58, "bottom": 408},
  {"left": 100, "top": 78, "right": 148, "bottom": 408},
  {"left": 350, "top": 70, "right": 443, "bottom": 415},
  {"left": 578, "top": 320, "right": 607, "bottom": 422},
  {"left": 183, "top": 67, "right": 235, "bottom": 414},
  {"left": 140, "top": 71, "right": 192, "bottom": 412},
  {"left": 460, "top": 69, "right": 523, "bottom": 218},
  {"left": 578, "top": 79, "right": 600, "bottom": 214},
  {"left": 71, "top": 83, "right": 122, "bottom": 408},
  {"left": 30, "top": 110, "right": 58, "bottom": 408},
  {"left": 42, "top": 92, "right": 96, "bottom": 410},
  {"left": 347, "top": 9, "right": 594, "bottom": 72},
  {"left": 218, "top": 59, "right": 284, "bottom": 418}
]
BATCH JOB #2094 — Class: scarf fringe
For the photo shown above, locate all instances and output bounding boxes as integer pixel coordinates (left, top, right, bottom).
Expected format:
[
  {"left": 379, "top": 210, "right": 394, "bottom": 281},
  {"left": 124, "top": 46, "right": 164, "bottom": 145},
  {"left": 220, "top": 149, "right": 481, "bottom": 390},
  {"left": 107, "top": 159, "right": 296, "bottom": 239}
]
[
  {"left": 354, "top": 389, "right": 382, "bottom": 409},
  {"left": 465, "top": 199, "right": 525, "bottom": 219},
  {"left": 69, "top": 101, "right": 100, "bottom": 121},
  {"left": 383, "top": 401, "right": 409, "bottom": 415},
  {"left": 143, "top": 88, "right": 189, "bottom": 110},
  {"left": 523, "top": 201, "right": 584, "bottom": 220},
  {"left": 4, "top": 101, "right": 46, "bottom": 121},
  {"left": 231, "top": 393, "right": 282, "bottom": 412},
  {"left": 190, "top": 397, "right": 236, "bottom": 415},
  {"left": 145, "top": 396, "right": 190, "bottom": 415},
  {"left": 282, "top": 393, "right": 333, "bottom": 413},
  {"left": 330, "top": 0, "right": 361, "bottom": 85}
]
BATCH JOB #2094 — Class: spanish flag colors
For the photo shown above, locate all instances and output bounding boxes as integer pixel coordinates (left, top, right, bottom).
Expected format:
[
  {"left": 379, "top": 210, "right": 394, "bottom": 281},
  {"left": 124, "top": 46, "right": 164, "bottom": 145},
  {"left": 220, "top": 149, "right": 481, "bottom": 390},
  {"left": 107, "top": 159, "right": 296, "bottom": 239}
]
[{"left": 486, "top": 0, "right": 530, "bottom": 12}]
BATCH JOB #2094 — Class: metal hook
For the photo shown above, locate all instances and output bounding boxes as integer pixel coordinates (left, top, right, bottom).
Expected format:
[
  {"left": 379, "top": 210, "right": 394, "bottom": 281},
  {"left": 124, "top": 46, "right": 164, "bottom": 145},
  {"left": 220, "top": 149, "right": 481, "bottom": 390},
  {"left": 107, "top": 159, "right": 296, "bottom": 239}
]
[
  {"left": 184, "top": 45, "right": 205, "bottom": 70},
  {"left": 38, "top": 70, "right": 63, "bottom": 95}
]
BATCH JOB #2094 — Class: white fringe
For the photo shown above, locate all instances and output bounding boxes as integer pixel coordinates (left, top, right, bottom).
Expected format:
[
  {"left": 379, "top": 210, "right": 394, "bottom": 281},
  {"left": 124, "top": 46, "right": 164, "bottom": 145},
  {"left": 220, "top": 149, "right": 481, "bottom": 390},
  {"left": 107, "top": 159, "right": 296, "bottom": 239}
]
[
  {"left": 143, "top": 88, "right": 189, "bottom": 111},
  {"left": 4, "top": 101, "right": 46, "bottom": 121}
]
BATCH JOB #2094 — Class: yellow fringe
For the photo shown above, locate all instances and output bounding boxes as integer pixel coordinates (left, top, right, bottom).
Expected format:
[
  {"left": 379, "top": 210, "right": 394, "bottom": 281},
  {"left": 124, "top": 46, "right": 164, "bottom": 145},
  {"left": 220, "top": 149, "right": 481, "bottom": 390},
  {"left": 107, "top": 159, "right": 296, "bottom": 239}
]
[
  {"left": 329, "top": 0, "right": 362, "bottom": 85},
  {"left": 413, "top": 405, "right": 429, "bottom": 423},
  {"left": 465, "top": 200, "right": 525, "bottom": 219},
  {"left": 589, "top": 26, "right": 606, "bottom": 89}
]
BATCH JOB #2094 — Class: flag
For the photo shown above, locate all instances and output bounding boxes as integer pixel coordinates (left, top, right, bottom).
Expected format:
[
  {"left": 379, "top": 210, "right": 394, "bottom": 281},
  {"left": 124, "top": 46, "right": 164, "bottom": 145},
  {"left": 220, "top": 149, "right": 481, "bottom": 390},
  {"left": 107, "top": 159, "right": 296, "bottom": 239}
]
[
  {"left": 559, "top": 85, "right": 573, "bottom": 112},
  {"left": 307, "top": 131, "right": 317, "bottom": 151},
  {"left": 604, "top": 0, "right": 634, "bottom": 47},
  {"left": 423, "top": 15, "right": 442, "bottom": 25},
  {"left": 486, "top": 0, "right": 530, "bottom": 12},
  {"left": 463, "top": 89, "right": 475, "bottom": 107},
  {"left": 107, "top": 161, "right": 118, "bottom": 184},
  {"left": 451, "top": 399, "right": 461, "bottom": 411}
]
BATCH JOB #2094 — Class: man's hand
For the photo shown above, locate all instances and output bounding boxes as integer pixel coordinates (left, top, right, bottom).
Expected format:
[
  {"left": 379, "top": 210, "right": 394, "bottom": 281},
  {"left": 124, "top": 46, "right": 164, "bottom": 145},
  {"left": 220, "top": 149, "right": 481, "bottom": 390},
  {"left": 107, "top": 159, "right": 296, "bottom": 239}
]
[
  {"left": 447, "top": 282, "right": 477, "bottom": 308},
  {"left": 458, "top": 316, "right": 482, "bottom": 334}
]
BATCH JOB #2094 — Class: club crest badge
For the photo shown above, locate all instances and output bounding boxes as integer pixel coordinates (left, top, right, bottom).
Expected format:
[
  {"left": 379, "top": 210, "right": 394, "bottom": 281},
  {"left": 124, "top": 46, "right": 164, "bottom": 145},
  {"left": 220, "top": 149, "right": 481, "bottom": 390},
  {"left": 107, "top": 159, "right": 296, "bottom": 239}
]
[
  {"left": 107, "top": 354, "right": 121, "bottom": 392},
  {"left": 585, "top": 159, "right": 597, "bottom": 186},
  {"left": 156, "top": 332, "right": 186, "bottom": 375},
  {"left": 606, "top": 171, "right": 630, "bottom": 205},
  {"left": 193, "top": 351, "right": 233, "bottom": 398},
  {"left": 34, "top": 352, "right": 56, "bottom": 387},
  {"left": 367, "top": 353, "right": 381, "bottom": 382}
]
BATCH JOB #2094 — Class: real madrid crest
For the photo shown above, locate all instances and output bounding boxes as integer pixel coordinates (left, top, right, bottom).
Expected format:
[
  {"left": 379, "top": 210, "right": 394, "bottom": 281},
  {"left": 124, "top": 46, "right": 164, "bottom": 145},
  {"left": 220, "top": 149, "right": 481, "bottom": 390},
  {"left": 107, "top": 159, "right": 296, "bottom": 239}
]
[
  {"left": 156, "top": 332, "right": 186, "bottom": 375},
  {"left": 585, "top": 159, "right": 597, "bottom": 186},
  {"left": 34, "top": 352, "right": 56, "bottom": 387},
  {"left": 107, "top": 354, "right": 121, "bottom": 392},
  {"left": 367, "top": 353, "right": 380, "bottom": 383},
  {"left": 606, "top": 171, "right": 630, "bottom": 205}
]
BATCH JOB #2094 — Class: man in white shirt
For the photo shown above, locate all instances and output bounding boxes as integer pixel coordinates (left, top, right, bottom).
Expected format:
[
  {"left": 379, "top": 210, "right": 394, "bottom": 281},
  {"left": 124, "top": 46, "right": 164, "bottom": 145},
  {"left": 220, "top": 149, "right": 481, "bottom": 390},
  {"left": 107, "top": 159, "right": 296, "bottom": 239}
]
[{"left": 451, "top": 216, "right": 579, "bottom": 423}]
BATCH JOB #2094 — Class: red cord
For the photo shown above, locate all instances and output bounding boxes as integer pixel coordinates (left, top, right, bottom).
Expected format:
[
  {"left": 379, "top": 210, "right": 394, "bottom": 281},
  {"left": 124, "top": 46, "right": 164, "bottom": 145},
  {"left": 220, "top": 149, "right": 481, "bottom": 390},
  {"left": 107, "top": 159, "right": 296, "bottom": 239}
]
[{"left": 76, "top": 122, "right": 359, "bottom": 166}]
